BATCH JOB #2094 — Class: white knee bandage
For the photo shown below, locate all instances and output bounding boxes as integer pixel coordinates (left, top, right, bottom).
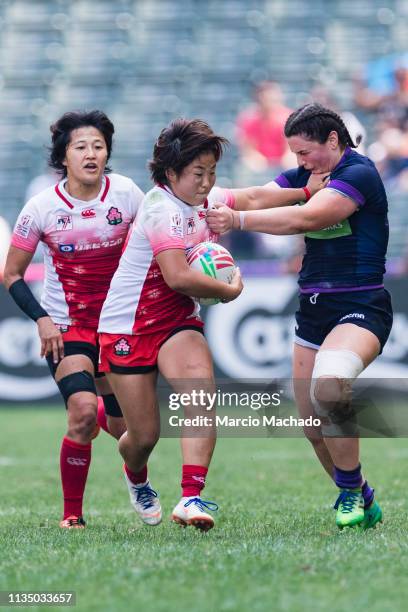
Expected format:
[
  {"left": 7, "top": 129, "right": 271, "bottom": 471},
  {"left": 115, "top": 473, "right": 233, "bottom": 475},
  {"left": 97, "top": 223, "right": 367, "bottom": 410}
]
[
  {"left": 310, "top": 349, "right": 364, "bottom": 435},
  {"left": 312, "top": 349, "right": 365, "bottom": 382}
]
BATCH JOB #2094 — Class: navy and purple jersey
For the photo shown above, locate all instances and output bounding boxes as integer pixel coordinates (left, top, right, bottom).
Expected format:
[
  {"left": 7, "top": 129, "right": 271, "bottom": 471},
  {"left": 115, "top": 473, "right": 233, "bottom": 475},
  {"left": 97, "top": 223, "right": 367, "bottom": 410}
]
[{"left": 275, "top": 147, "right": 389, "bottom": 292}]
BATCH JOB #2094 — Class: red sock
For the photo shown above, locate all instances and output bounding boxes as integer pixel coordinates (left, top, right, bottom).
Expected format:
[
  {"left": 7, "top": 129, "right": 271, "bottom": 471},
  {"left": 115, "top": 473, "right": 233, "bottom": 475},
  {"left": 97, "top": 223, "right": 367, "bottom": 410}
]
[
  {"left": 60, "top": 437, "right": 92, "bottom": 519},
  {"left": 96, "top": 397, "right": 110, "bottom": 434},
  {"left": 124, "top": 463, "right": 148, "bottom": 485},
  {"left": 181, "top": 464, "right": 208, "bottom": 497}
]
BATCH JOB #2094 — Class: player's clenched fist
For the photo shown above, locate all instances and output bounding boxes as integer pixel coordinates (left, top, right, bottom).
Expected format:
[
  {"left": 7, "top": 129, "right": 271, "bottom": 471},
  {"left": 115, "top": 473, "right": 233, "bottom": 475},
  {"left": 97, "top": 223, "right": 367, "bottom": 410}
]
[
  {"left": 306, "top": 172, "right": 330, "bottom": 195},
  {"left": 206, "top": 203, "right": 238, "bottom": 234}
]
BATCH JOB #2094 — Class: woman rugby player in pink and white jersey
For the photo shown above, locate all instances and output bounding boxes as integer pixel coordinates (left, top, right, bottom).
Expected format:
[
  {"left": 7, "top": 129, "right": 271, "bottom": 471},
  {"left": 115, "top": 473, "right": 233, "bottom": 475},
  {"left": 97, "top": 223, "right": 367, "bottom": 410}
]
[
  {"left": 3, "top": 111, "right": 161, "bottom": 529},
  {"left": 97, "top": 119, "right": 244, "bottom": 530}
]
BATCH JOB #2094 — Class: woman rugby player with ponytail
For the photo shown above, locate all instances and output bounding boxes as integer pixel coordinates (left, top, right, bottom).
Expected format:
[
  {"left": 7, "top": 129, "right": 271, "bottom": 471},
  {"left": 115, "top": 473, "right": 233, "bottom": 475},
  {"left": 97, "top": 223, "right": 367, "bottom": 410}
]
[{"left": 208, "top": 103, "right": 391, "bottom": 530}]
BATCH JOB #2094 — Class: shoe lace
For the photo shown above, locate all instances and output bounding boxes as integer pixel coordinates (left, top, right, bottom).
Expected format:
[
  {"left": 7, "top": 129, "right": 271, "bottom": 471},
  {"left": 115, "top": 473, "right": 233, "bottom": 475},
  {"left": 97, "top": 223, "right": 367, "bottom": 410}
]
[
  {"left": 134, "top": 484, "right": 158, "bottom": 510},
  {"left": 334, "top": 490, "right": 361, "bottom": 514},
  {"left": 184, "top": 497, "right": 219, "bottom": 512}
]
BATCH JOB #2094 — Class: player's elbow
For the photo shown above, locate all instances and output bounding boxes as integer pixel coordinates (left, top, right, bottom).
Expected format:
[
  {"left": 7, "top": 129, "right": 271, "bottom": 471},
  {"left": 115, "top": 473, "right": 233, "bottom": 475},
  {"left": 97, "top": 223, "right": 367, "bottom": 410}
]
[
  {"left": 3, "top": 267, "right": 20, "bottom": 290},
  {"left": 298, "top": 211, "right": 330, "bottom": 233},
  {"left": 162, "top": 269, "right": 190, "bottom": 293},
  {"left": 245, "top": 190, "right": 260, "bottom": 211},
  {"left": 246, "top": 186, "right": 271, "bottom": 211}
]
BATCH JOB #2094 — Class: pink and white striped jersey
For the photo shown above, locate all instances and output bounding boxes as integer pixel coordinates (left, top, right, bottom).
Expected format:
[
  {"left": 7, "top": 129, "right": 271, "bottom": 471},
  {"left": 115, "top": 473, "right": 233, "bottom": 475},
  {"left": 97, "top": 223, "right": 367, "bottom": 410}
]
[
  {"left": 11, "top": 173, "right": 143, "bottom": 328},
  {"left": 98, "top": 184, "right": 234, "bottom": 335}
]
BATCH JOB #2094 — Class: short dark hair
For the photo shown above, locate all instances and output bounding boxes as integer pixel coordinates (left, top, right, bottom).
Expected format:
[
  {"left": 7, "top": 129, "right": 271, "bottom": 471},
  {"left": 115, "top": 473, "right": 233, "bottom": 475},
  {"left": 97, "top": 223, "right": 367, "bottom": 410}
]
[
  {"left": 284, "top": 103, "right": 362, "bottom": 148},
  {"left": 149, "top": 118, "right": 229, "bottom": 185},
  {"left": 48, "top": 110, "right": 115, "bottom": 177}
]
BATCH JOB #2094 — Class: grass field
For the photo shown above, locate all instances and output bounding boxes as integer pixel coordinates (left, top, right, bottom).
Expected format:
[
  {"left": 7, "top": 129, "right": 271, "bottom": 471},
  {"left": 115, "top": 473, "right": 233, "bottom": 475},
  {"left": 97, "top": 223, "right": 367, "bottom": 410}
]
[{"left": 1, "top": 407, "right": 408, "bottom": 612}]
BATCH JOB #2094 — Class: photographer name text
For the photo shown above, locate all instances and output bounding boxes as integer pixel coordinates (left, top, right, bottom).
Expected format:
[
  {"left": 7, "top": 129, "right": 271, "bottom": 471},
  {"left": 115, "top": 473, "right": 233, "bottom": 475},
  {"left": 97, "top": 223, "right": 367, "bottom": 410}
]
[{"left": 168, "top": 415, "right": 321, "bottom": 428}]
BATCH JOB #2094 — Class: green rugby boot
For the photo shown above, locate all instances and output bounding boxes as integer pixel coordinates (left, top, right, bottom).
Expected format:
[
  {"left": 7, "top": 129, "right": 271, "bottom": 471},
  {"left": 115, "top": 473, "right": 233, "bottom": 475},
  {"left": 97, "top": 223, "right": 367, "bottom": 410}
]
[
  {"left": 334, "top": 488, "right": 364, "bottom": 529},
  {"left": 360, "top": 500, "right": 383, "bottom": 530}
]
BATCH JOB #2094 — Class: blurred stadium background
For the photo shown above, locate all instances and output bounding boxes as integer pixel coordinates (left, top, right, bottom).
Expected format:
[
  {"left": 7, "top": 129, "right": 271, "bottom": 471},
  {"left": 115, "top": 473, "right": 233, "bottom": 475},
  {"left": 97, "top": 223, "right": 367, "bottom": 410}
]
[{"left": 1, "top": 0, "right": 408, "bottom": 401}]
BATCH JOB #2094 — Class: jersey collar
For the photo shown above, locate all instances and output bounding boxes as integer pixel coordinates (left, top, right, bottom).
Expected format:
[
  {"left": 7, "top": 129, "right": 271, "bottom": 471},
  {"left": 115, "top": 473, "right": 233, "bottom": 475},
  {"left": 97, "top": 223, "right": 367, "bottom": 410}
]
[
  {"left": 55, "top": 175, "right": 111, "bottom": 209},
  {"left": 332, "top": 146, "right": 352, "bottom": 173}
]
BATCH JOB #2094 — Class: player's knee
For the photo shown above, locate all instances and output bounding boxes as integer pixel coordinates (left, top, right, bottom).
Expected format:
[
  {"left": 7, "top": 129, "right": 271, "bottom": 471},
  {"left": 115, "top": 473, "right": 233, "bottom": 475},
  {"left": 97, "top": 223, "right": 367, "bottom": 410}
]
[
  {"left": 313, "top": 376, "right": 346, "bottom": 405},
  {"left": 135, "top": 432, "right": 159, "bottom": 455},
  {"left": 311, "top": 349, "right": 364, "bottom": 410},
  {"left": 125, "top": 427, "right": 159, "bottom": 456},
  {"left": 67, "top": 396, "right": 97, "bottom": 438},
  {"left": 312, "top": 376, "right": 355, "bottom": 431},
  {"left": 118, "top": 429, "right": 158, "bottom": 463}
]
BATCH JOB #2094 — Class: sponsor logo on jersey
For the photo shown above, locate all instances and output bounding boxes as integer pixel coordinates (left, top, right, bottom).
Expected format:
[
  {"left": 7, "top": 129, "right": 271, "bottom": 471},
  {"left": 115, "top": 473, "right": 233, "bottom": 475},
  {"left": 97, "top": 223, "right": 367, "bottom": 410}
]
[
  {"left": 170, "top": 212, "right": 183, "bottom": 237},
  {"left": 15, "top": 214, "right": 34, "bottom": 238},
  {"left": 106, "top": 206, "right": 123, "bottom": 225},
  {"left": 339, "top": 312, "right": 365, "bottom": 321},
  {"left": 56, "top": 215, "right": 73, "bottom": 231},
  {"left": 56, "top": 324, "right": 70, "bottom": 333},
  {"left": 186, "top": 217, "right": 196, "bottom": 234},
  {"left": 75, "top": 237, "right": 123, "bottom": 251},
  {"left": 114, "top": 337, "right": 131, "bottom": 356},
  {"left": 81, "top": 208, "right": 96, "bottom": 219},
  {"left": 59, "top": 244, "right": 75, "bottom": 253}
]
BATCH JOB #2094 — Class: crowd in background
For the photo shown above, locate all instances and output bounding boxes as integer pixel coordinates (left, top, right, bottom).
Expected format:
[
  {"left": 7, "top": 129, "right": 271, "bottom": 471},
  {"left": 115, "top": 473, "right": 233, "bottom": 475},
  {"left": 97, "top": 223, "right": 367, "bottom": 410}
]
[
  {"left": 2, "top": 55, "right": 408, "bottom": 276},
  {"left": 228, "top": 57, "right": 408, "bottom": 265}
]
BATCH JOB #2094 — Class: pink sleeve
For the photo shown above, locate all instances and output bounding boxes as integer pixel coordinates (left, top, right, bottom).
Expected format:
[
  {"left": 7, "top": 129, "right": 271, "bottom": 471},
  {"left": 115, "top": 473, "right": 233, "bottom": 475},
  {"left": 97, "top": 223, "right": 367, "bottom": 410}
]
[
  {"left": 11, "top": 204, "right": 41, "bottom": 253},
  {"left": 207, "top": 186, "right": 236, "bottom": 209},
  {"left": 222, "top": 188, "right": 236, "bottom": 209},
  {"left": 144, "top": 204, "right": 186, "bottom": 257}
]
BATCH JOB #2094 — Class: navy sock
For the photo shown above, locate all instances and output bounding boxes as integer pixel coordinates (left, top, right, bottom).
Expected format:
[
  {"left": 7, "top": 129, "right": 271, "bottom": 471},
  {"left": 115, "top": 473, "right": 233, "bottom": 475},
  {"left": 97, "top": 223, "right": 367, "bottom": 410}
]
[
  {"left": 334, "top": 464, "right": 363, "bottom": 490},
  {"left": 362, "top": 480, "right": 375, "bottom": 509}
]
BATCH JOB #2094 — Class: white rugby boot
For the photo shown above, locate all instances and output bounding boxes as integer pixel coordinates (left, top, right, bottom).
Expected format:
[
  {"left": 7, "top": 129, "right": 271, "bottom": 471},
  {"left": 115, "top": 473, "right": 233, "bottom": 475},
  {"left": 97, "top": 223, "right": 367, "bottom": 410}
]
[
  {"left": 124, "top": 471, "right": 162, "bottom": 526},
  {"left": 171, "top": 496, "right": 218, "bottom": 531}
]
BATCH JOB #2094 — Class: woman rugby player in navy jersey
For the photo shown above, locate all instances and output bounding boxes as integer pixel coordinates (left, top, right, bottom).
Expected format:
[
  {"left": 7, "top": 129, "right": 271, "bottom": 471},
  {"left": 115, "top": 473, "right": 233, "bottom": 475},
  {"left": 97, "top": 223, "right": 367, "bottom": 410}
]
[{"left": 207, "top": 103, "right": 392, "bottom": 530}]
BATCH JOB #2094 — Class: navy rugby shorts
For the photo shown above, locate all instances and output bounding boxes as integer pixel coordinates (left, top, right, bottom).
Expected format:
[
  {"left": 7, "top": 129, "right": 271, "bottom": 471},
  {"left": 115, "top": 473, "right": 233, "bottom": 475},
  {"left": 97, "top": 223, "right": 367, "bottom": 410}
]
[{"left": 294, "top": 288, "right": 393, "bottom": 353}]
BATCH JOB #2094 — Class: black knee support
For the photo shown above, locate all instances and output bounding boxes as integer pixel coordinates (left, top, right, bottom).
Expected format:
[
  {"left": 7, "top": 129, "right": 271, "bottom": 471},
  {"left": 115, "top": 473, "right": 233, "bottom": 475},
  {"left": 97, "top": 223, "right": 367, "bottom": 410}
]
[
  {"left": 57, "top": 370, "right": 97, "bottom": 405},
  {"left": 102, "top": 394, "right": 123, "bottom": 418}
]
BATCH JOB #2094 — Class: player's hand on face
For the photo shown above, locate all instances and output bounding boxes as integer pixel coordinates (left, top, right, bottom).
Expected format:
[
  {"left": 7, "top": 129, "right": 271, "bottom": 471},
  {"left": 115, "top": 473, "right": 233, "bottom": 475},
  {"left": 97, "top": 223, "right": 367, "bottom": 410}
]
[
  {"left": 306, "top": 172, "right": 330, "bottom": 196},
  {"left": 206, "top": 203, "right": 235, "bottom": 234},
  {"left": 37, "top": 316, "right": 65, "bottom": 363},
  {"left": 222, "top": 267, "right": 243, "bottom": 302}
]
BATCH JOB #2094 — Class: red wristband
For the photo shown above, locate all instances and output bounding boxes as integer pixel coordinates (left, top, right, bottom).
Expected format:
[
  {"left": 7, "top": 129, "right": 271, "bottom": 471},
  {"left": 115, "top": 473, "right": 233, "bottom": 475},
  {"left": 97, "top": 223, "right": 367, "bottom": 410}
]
[{"left": 303, "top": 187, "right": 311, "bottom": 202}]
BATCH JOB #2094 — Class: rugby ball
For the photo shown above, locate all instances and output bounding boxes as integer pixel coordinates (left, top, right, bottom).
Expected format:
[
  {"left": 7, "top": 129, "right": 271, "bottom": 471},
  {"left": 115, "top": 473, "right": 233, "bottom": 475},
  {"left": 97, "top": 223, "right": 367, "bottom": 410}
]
[{"left": 186, "top": 241, "right": 235, "bottom": 305}]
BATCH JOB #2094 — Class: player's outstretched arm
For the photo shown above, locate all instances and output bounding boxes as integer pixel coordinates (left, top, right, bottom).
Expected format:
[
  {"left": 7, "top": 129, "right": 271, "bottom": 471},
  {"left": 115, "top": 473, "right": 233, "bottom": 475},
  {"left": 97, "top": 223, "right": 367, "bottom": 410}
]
[
  {"left": 207, "top": 189, "right": 358, "bottom": 236},
  {"left": 231, "top": 172, "right": 328, "bottom": 211},
  {"left": 156, "top": 249, "right": 243, "bottom": 302},
  {"left": 4, "top": 246, "right": 64, "bottom": 363}
]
